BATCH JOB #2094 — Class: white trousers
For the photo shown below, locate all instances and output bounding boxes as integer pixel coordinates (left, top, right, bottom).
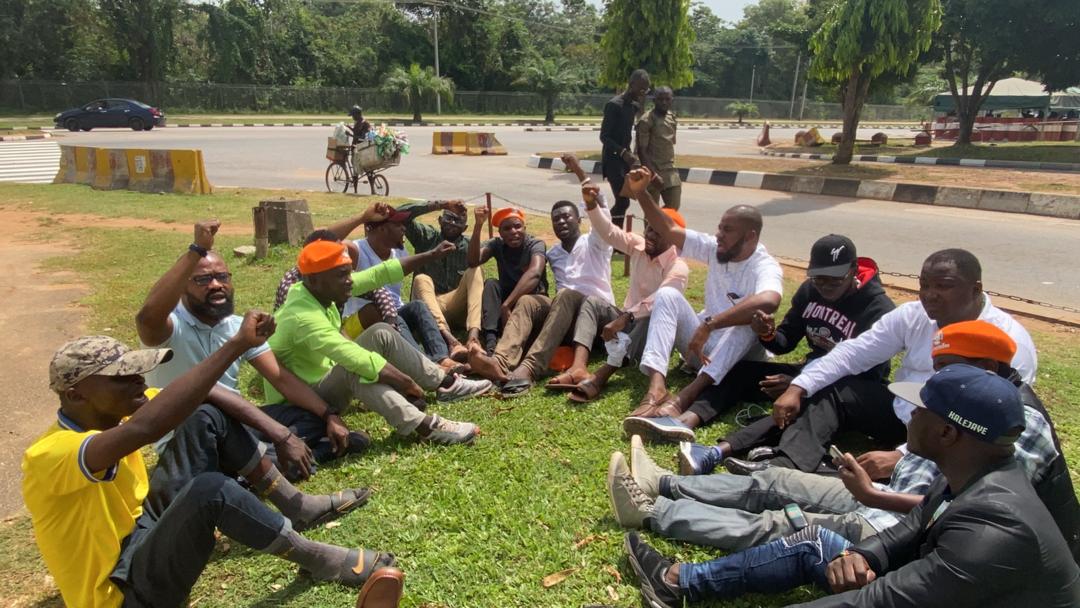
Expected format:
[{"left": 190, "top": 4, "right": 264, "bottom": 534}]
[{"left": 638, "top": 286, "right": 765, "bottom": 383}]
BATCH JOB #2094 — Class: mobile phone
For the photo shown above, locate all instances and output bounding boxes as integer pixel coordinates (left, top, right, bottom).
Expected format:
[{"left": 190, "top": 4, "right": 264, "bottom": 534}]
[
  {"left": 829, "top": 445, "right": 844, "bottom": 461},
  {"left": 784, "top": 503, "right": 808, "bottom": 530}
]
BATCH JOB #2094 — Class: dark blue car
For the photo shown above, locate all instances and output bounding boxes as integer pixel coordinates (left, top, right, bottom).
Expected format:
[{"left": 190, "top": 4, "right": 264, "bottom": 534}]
[{"left": 54, "top": 98, "right": 166, "bottom": 131}]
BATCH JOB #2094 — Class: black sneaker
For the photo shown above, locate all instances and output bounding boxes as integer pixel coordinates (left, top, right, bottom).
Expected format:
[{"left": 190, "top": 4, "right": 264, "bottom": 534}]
[
  {"left": 345, "top": 430, "right": 372, "bottom": 456},
  {"left": 624, "top": 532, "right": 681, "bottom": 608}
]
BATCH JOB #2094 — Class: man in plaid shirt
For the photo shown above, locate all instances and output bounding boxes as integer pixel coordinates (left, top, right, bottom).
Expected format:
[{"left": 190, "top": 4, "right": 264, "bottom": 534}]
[{"left": 607, "top": 321, "right": 1064, "bottom": 552}]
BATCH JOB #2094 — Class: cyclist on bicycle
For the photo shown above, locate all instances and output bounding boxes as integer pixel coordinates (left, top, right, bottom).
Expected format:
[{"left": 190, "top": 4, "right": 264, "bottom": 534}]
[{"left": 346, "top": 105, "right": 372, "bottom": 145}]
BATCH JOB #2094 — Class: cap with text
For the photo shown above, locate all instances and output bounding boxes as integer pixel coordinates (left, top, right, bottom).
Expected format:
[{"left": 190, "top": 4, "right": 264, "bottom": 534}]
[
  {"left": 807, "top": 234, "right": 857, "bottom": 278},
  {"left": 888, "top": 363, "right": 1024, "bottom": 445}
]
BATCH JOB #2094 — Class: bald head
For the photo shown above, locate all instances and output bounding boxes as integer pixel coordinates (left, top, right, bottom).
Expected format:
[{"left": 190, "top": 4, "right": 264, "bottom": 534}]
[{"left": 725, "top": 205, "right": 763, "bottom": 234}]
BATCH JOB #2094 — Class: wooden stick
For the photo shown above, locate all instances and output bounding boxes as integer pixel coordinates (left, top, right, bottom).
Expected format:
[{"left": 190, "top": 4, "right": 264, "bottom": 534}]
[
  {"left": 623, "top": 214, "right": 633, "bottom": 277},
  {"left": 486, "top": 192, "right": 494, "bottom": 239}
]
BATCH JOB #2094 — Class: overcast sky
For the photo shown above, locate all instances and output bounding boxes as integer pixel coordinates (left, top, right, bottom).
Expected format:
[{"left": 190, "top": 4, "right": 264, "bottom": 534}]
[{"left": 587, "top": 0, "right": 758, "bottom": 24}]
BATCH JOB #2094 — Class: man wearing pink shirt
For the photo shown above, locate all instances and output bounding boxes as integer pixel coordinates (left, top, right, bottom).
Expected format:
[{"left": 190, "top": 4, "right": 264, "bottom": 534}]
[{"left": 550, "top": 155, "right": 690, "bottom": 403}]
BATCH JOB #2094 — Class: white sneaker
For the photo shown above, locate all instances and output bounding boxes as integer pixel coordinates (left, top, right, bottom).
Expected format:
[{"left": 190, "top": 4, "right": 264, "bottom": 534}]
[
  {"left": 423, "top": 415, "right": 479, "bottom": 445},
  {"left": 436, "top": 375, "right": 493, "bottom": 402}
]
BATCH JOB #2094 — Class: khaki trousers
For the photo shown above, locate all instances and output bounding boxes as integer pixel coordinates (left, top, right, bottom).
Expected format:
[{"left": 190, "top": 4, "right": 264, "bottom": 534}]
[
  {"left": 492, "top": 290, "right": 588, "bottom": 377},
  {"left": 312, "top": 323, "right": 444, "bottom": 435},
  {"left": 411, "top": 267, "right": 484, "bottom": 333}
]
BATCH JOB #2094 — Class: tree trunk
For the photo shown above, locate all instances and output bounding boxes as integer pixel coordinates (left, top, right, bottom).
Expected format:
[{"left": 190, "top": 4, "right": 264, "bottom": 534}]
[
  {"left": 737, "top": 112, "right": 744, "bottom": 124},
  {"left": 834, "top": 71, "right": 871, "bottom": 165},
  {"left": 412, "top": 100, "right": 422, "bottom": 123},
  {"left": 544, "top": 96, "right": 555, "bottom": 123}
]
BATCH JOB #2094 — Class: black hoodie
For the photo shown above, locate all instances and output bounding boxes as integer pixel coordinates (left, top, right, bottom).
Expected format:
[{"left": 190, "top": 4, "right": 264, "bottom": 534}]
[{"left": 764, "top": 257, "right": 895, "bottom": 382}]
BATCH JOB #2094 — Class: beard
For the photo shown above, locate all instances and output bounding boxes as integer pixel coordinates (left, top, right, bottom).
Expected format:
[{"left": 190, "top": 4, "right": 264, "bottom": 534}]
[
  {"left": 715, "top": 235, "right": 746, "bottom": 264},
  {"left": 188, "top": 289, "right": 235, "bottom": 321}
]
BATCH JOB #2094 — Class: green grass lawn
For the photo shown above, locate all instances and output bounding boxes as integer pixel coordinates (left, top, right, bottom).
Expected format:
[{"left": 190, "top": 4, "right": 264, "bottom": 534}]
[{"left": 1, "top": 184, "right": 1078, "bottom": 607}]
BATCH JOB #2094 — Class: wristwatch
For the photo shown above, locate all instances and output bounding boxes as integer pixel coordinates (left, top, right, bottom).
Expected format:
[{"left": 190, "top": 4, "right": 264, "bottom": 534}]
[{"left": 189, "top": 243, "right": 208, "bottom": 257}]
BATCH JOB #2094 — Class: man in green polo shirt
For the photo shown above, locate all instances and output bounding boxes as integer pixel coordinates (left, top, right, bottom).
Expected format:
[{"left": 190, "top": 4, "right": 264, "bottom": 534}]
[
  {"left": 636, "top": 86, "right": 680, "bottom": 210},
  {"left": 268, "top": 239, "right": 492, "bottom": 445},
  {"left": 398, "top": 199, "right": 483, "bottom": 361}
]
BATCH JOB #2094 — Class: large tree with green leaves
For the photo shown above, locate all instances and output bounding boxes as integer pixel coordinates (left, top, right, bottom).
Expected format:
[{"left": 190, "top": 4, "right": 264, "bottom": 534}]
[
  {"left": 512, "top": 54, "right": 579, "bottom": 123},
  {"left": 937, "top": 0, "right": 1080, "bottom": 145},
  {"left": 599, "top": 0, "right": 695, "bottom": 89},
  {"left": 810, "top": 0, "right": 941, "bottom": 164},
  {"left": 381, "top": 63, "right": 455, "bottom": 123},
  {"left": 99, "top": 0, "right": 180, "bottom": 96}
]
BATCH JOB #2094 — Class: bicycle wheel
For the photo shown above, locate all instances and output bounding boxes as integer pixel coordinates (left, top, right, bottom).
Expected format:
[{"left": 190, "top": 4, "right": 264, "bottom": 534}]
[
  {"left": 369, "top": 173, "right": 389, "bottom": 196},
  {"left": 325, "top": 162, "right": 350, "bottom": 193}
]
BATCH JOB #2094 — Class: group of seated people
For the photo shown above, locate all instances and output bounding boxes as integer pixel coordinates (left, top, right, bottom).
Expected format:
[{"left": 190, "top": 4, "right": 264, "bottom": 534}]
[{"left": 20, "top": 152, "right": 1080, "bottom": 608}]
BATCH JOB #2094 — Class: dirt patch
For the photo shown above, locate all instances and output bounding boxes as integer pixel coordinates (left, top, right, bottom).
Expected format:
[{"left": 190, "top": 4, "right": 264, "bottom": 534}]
[
  {"left": 1, "top": 208, "right": 250, "bottom": 236},
  {"left": 0, "top": 208, "right": 90, "bottom": 517}
]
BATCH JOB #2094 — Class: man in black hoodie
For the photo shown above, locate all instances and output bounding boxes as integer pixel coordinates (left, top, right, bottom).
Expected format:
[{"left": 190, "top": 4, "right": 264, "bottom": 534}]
[{"left": 660, "top": 235, "right": 895, "bottom": 465}]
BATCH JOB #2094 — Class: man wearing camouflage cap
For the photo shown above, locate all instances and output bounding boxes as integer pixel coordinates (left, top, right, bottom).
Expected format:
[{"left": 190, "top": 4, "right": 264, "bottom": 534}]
[{"left": 23, "top": 314, "right": 395, "bottom": 607}]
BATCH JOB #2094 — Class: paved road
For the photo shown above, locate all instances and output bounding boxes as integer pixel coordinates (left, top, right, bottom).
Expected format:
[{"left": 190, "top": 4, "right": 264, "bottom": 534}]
[{"left": 34, "top": 126, "right": 1080, "bottom": 306}]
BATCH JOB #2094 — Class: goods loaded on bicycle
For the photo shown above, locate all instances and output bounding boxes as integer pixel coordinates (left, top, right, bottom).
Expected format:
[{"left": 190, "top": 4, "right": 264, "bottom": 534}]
[{"left": 325, "top": 106, "right": 410, "bottom": 195}]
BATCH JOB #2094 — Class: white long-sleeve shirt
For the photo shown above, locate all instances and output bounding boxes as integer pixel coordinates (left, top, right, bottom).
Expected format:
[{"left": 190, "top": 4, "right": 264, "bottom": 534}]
[{"left": 793, "top": 295, "right": 1037, "bottom": 424}]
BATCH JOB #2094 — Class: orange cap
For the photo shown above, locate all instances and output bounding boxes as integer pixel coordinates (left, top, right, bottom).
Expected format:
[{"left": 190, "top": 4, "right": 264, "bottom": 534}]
[
  {"left": 298, "top": 240, "right": 352, "bottom": 275},
  {"left": 492, "top": 207, "right": 525, "bottom": 228},
  {"left": 662, "top": 208, "right": 686, "bottom": 228},
  {"left": 548, "top": 345, "right": 575, "bottom": 372},
  {"left": 932, "top": 320, "right": 1016, "bottom": 365}
]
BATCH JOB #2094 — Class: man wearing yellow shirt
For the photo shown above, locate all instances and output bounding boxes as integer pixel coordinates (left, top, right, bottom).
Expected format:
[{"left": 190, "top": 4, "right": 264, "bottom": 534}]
[
  {"left": 22, "top": 313, "right": 396, "bottom": 607},
  {"left": 269, "top": 240, "right": 493, "bottom": 445}
]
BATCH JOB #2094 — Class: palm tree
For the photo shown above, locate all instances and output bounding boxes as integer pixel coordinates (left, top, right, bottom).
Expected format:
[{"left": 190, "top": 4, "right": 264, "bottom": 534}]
[
  {"left": 381, "top": 63, "right": 455, "bottom": 123},
  {"left": 725, "top": 101, "right": 760, "bottom": 124},
  {"left": 512, "top": 55, "right": 579, "bottom": 124}
]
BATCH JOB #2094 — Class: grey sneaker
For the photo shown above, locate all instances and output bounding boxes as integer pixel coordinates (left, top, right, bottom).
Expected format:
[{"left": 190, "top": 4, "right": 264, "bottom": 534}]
[
  {"left": 623, "top": 415, "right": 695, "bottom": 443},
  {"left": 629, "top": 434, "right": 674, "bottom": 498},
  {"left": 607, "top": 451, "right": 655, "bottom": 529},
  {"left": 436, "top": 375, "right": 494, "bottom": 402},
  {"left": 422, "top": 415, "right": 479, "bottom": 445}
]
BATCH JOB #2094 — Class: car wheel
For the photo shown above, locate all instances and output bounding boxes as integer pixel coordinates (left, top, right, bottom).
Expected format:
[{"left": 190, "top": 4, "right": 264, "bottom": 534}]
[
  {"left": 81, "top": 127, "right": 92, "bottom": 131},
  {"left": 129, "top": 117, "right": 144, "bottom": 131},
  {"left": 142, "top": 124, "right": 154, "bottom": 131},
  {"left": 64, "top": 118, "right": 79, "bottom": 132}
]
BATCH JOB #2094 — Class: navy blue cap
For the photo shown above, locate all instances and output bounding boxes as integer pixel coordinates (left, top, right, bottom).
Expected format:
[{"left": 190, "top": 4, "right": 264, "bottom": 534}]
[{"left": 889, "top": 363, "right": 1024, "bottom": 444}]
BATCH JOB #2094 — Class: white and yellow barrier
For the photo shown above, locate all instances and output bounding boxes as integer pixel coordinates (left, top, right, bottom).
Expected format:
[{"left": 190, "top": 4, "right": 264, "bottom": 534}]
[{"left": 54, "top": 146, "right": 213, "bottom": 194}]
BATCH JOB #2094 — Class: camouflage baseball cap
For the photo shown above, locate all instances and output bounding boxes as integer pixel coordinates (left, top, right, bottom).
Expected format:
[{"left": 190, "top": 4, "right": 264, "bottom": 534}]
[{"left": 49, "top": 336, "right": 173, "bottom": 393}]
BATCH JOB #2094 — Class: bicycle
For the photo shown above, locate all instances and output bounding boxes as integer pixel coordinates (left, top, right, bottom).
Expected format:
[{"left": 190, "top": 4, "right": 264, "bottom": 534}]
[{"left": 324, "top": 142, "right": 394, "bottom": 195}]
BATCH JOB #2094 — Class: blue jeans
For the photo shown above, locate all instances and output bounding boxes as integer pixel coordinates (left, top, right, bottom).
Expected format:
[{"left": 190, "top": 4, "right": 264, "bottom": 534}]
[
  {"left": 111, "top": 405, "right": 287, "bottom": 607},
  {"left": 397, "top": 300, "right": 449, "bottom": 362},
  {"left": 679, "top": 525, "right": 851, "bottom": 602}
]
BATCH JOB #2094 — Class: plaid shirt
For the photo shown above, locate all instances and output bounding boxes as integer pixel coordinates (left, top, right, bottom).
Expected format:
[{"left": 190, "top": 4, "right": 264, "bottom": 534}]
[{"left": 856, "top": 404, "right": 1058, "bottom": 532}]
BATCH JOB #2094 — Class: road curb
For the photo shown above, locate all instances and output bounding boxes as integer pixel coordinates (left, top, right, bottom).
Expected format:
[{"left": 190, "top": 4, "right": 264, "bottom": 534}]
[
  {"left": 760, "top": 149, "right": 1080, "bottom": 173},
  {"left": 0, "top": 132, "right": 52, "bottom": 142},
  {"left": 527, "top": 154, "right": 1080, "bottom": 220},
  {"left": 9, "top": 121, "right": 917, "bottom": 132}
]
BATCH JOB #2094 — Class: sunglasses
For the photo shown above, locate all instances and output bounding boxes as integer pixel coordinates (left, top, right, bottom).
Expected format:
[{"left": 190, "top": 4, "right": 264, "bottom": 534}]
[{"left": 190, "top": 272, "right": 232, "bottom": 286}]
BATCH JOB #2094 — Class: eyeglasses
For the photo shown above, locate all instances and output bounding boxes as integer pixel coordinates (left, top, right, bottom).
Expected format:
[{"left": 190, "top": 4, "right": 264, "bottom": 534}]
[
  {"left": 190, "top": 272, "right": 232, "bottom": 286},
  {"left": 810, "top": 273, "right": 850, "bottom": 286}
]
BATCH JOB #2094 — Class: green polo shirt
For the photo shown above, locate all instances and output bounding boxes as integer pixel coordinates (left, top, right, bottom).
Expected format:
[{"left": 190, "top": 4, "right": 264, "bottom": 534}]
[
  {"left": 265, "top": 259, "right": 405, "bottom": 403},
  {"left": 399, "top": 201, "right": 470, "bottom": 294}
]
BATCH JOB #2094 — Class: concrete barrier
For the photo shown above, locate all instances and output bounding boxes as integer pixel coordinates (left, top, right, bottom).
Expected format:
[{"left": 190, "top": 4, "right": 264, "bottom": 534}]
[
  {"left": 432, "top": 131, "right": 468, "bottom": 154},
  {"left": 54, "top": 145, "right": 212, "bottom": 194},
  {"left": 432, "top": 131, "right": 507, "bottom": 155},
  {"left": 465, "top": 132, "right": 507, "bottom": 155}
]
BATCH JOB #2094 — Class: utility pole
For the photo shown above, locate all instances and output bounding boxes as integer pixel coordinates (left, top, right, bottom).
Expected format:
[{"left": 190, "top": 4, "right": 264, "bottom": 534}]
[
  {"left": 749, "top": 66, "right": 756, "bottom": 103},
  {"left": 799, "top": 58, "right": 811, "bottom": 120},
  {"left": 433, "top": 6, "right": 441, "bottom": 115},
  {"left": 788, "top": 52, "right": 801, "bottom": 119}
]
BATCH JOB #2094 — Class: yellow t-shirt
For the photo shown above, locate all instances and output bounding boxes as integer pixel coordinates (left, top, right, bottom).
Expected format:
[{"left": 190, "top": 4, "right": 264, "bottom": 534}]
[{"left": 22, "top": 414, "right": 149, "bottom": 608}]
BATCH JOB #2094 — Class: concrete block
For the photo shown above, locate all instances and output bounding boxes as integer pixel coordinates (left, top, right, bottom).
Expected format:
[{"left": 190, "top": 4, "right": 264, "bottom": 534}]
[
  {"left": 549, "top": 157, "right": 566, "bottom": 172},
  {"left": 734, "top": 171, "right": 765, "bottom": 189},
  {"left": 709, "top": 171, "right": 738, "bottom": 186},
  {"left": 686, "top": 168, "right": 713, "bottom": 184},
  {"left": 978, "top": 190, "right": 1031, "bottom": 214},
  {"left": 914, "top": 156, "right": 937, "bottom": 165},
  {"left": 892, "top": 184, "right": 939, "bottom": 205},
  {"left": 856, "top": 180, "right": 897, "bottom": 200},
  {"left": 790, "top": 176, "right": 825, "bottom": 194},
  {"left": 233, "top": 245, "right": 257, "bottom": 258},
  {"left": 1026, "top": 193, "right": 1080, "bottom": 219},
  {"left": 958, "top": 158, "right": 986, "bottom": 167},
  {"left": 821, "top": 178, "right": 861, "bottom": 198},
  {"left": 526, "top": 155, "right": 541, "bottom": 168},
  {"left": 934, "top": 187, "right": 981, "bottom": 209},
  {"left": 761, "top": 174, "right": 795, "bottom": 192}
]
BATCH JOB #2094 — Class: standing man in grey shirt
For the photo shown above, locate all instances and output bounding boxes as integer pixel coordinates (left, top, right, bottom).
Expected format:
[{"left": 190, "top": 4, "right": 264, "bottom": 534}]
[{"left": 636, "top": 86, "right": 681, "bottom": 210}]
